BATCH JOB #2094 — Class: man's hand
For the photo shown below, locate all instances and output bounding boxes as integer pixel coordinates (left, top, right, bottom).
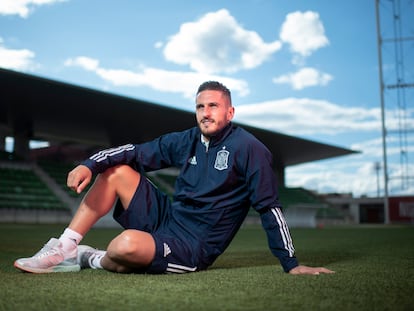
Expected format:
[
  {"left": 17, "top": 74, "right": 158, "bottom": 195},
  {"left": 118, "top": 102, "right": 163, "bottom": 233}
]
[
  {"left": 289, "top": 265, "right": 335, "bottom": 275},
  {"left": 67, "top": 165, "right": 92, "bottom": 194}
]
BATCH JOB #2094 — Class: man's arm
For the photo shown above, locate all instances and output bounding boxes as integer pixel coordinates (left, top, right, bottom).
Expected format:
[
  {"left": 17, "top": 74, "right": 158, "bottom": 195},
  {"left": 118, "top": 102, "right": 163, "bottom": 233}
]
[
  {"left": 260, "top": 208, "right": 334, "bottom": 275},
  {"left": 81, "top": 131, "right": 191, "bottom": 176},
  {"left": 260, "top": 207, "right": 298, "bottom": 272},
  {"left": 82, "top": 143, "right": 137, "bottom": 175}
]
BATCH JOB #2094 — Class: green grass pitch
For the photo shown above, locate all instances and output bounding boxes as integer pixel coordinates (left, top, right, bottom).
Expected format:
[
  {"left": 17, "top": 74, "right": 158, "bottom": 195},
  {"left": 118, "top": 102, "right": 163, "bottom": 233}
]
[{"left": 0, "top": 223, "right": 413, "bottom": 310}]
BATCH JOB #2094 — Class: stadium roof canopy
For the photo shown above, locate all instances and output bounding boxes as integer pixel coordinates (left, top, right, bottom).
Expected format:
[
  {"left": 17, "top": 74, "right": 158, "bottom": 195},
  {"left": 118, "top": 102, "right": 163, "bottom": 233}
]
[{"left": 0, "top": 68, "right": 357, "bottom": 183}]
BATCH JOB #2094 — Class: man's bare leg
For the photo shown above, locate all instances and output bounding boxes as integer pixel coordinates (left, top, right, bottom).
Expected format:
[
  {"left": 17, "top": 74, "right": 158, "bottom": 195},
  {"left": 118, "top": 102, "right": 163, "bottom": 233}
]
[
  {"left": 68, "top": 164, "right": 141, "bottom": 235},
  {"left": 14, "top": 164, "right": 156, "bottom": 273},
  {"left": 71, "top": 165, "right": 156, "bottom": 272}
]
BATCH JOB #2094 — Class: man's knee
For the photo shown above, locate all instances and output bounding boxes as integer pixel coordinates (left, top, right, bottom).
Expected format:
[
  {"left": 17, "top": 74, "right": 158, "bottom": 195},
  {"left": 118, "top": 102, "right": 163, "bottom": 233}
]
[
  {"left": 101, "top": 165, "right": 139, "bottom": 181},
  {"left": 107, "top": 229, "right": 156, "bottom": 267}
]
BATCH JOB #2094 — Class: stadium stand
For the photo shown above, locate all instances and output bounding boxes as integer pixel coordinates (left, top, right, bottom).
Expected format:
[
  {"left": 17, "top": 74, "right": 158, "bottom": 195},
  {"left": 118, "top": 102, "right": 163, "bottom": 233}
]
[
  {"left": 0, "top": 148, "right": 332, "bottom": 227},
  {"left": 37, "top": 160, "right": 86, "bottom": 199},
  {"left": 278, "top": 187, "right": 320, "bottom": 206},
  {"left": 0, "top": 159, "right": 72, "bottom": 223}
]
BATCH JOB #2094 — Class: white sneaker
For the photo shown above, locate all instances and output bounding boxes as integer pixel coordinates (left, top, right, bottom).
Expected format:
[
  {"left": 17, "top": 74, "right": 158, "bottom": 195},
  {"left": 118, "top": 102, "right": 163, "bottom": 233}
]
[
  {"left": 14, "top": 238, "right": 80, "bottom": 273},
  {"left": 77, "top": 245, "right": 106, "bottom": 269}
]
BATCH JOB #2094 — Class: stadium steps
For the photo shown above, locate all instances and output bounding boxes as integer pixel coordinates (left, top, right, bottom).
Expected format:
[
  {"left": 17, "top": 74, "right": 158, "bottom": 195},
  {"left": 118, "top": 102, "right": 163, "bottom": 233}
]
[
  {"left": 0, "top": 163, "right": 72, "bottom": 223},
  {"left": 0, "top": 166, "right": 68, "bottom": 210},
  {"left": 32, "top": 162, "right": 81, "bottom": 212},
  {"left": 36, "top": 160, "right": 87, "bottom": 199}
]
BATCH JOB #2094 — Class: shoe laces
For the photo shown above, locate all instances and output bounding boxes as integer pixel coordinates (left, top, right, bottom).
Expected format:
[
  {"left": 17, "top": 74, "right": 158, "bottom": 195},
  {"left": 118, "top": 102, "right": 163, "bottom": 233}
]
[
  {"left": 32, "top": 240, "right": 61, "bottom": 259},
  {"left": 35, "top": 248, "right": 60, "bottom": 259}
]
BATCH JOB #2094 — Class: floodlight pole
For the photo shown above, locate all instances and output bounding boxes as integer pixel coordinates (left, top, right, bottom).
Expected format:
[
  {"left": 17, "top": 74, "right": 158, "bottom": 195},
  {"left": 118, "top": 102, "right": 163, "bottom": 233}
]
[{"left": 375, "top": 0, "right": 390, "bottom": 224}]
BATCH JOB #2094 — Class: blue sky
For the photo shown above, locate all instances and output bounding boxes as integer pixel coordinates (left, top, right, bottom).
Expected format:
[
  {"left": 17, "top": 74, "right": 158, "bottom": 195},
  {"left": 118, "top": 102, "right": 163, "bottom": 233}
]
[{"left": 0, "top": 0, "right": 413, "bottom": 197}]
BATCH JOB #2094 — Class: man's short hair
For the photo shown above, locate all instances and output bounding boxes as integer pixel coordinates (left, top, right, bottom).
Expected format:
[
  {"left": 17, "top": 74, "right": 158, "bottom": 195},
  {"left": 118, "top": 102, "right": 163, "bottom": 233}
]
[{"left": 197, "top": 81, "right": 232, "bottom": 105}]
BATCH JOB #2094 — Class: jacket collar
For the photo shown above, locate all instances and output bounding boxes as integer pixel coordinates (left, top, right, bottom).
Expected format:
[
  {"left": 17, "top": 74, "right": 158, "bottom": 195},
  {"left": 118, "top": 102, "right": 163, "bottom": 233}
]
[{"left": 198, "top": 122, "right": 234, "bottom": 147}]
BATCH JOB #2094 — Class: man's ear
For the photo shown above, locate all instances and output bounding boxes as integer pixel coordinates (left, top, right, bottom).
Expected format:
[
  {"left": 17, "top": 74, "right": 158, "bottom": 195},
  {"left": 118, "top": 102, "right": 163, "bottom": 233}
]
[{"left": 228, "top": 106, "right": 235, "bottom": 121}]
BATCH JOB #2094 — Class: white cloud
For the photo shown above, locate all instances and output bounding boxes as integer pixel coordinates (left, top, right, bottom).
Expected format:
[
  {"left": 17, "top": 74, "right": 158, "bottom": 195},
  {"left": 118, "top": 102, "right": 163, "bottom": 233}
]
[
  {"left": 287, "top": 153, "right": 414, "bottom": 197},
  {"left": 280, "top": 11, "right": 329, "bottom": 61},
  {"left": 0, "top": 0, "right": 66, "bottom": 18},
  {"left": 350, "top": 137, "right": 384, "bottom": 158},
  {"left": 273, "top": 67, "right": 333, "bottom": 90},
  {"left": 234, "top": 98, "right": 414, "bottom": 196},
  {"left": 234, "top": 98, "right": 383, "bottom": 136},
  {"left": 64, "top": 56, "right": 249, "bottom": 99},
  {"left": 286, "top": 159, "right": 384, "bottom": 196},
  {"left": 351, "top": 135, "right": 414, "bottom": 159},
  {"left": 64, "top": 56, "right": 99, "bottom": 71},
  {"left": 0, "top": 38, "right": 36, "bottom": 70},
  {"left": 163, "top": 9, "right": 281, "bottom": 74},
  {"left": 284, "top": 116, "right": 414, "bottom": 197},
  {"left": 154, "top": 41, "right": 163, "bottom": 49}
]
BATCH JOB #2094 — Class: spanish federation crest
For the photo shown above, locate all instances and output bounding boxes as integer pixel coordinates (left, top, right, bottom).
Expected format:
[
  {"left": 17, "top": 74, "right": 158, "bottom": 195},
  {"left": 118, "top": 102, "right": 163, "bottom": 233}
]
[{"left": 214, "top": 147, "right": 229, "bottom": 170}]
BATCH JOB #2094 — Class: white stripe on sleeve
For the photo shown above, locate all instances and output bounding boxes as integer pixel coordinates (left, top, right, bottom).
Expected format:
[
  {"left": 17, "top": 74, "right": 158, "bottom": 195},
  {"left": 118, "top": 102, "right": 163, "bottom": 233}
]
[
  {"left": 90, "top": 144, "right": 135, "bottom": 163},
  {"left": 271, "top": 207, "right": 295, "bottom": 257}
]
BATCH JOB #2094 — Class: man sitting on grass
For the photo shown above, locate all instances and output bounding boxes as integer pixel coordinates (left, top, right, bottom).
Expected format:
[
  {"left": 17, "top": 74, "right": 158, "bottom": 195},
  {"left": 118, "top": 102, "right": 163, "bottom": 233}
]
[{"left": 14, "top": 81, "right": 334, "bottom": 275}]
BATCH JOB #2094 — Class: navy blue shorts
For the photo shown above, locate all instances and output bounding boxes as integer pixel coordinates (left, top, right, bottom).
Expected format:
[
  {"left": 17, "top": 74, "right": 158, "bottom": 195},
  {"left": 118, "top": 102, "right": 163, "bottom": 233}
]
[{"left": 113, "top": 177, "right": 205, "bottom": 274}]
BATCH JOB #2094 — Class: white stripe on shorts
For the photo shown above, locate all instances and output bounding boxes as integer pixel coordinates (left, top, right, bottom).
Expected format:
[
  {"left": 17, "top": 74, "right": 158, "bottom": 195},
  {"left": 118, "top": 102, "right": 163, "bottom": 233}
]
[{"left": 166, "top": 263, "right": 198, "bottom": 274}]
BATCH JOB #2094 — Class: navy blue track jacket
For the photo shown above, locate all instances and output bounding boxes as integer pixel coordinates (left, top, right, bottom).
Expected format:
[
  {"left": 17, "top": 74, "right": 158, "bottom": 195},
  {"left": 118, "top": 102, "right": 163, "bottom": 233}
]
[{"left": 82, "top": 123, "right": 298, "bottom": 272}]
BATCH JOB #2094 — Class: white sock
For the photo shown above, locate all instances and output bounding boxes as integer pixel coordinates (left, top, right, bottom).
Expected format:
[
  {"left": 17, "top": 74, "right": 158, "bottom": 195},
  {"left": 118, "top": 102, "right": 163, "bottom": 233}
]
[
  {"left": 90, "top": 251, "right": 106, "bottom": 269},
  {"left": 59, "top": 228, "right": 83, "bottom": 252}
]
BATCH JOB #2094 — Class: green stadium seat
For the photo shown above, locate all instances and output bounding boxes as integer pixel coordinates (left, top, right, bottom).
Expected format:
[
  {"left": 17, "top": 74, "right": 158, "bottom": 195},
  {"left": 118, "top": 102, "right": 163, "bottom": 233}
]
[
  {"left": 0, "top": 167, "right": 69, "bottom": 211},
  {"left": 37, "top": 160, "right": 91, "bottom": 198}
]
